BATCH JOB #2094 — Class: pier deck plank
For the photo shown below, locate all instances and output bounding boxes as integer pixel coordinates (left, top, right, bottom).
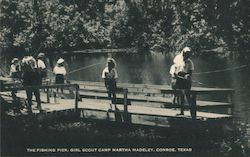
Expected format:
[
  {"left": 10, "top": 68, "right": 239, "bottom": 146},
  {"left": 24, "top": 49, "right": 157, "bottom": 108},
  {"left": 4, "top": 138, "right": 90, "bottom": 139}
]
[
  {"left": 73, "top": 80, "right": 234, "bottom": 94},
  {"left": 1, "top": 90, "right": 231, "bottom": 108},
  {"left": 1, "top": 80, "right": 233, "bottom": 124},
  {"left": 79, "top": 91, "right": 232, "bottom": 108},
  {"left": 2, "top": 94, "right": 231, "bottom": 120},
  {"left": 78, "top": 99, "right": 231, "bottom": 120}
]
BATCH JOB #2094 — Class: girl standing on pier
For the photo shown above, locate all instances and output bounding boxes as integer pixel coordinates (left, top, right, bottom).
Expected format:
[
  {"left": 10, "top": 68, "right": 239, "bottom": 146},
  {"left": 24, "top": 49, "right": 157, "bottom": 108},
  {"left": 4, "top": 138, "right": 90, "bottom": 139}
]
[
  {"left": 21, "top": 56, "right": 42, "bottom": 113},
  {"left": 10, "top": 58, "right": 21, "bottom": 79},
  {"left": 170, "top": 47, "right": 195, "bottom": 118},
  {"left": 102, "top": 58, "right": 118, "bottom": 104},
  {"left": 53, "top": 58, "right": 67, "bottom": 98}
]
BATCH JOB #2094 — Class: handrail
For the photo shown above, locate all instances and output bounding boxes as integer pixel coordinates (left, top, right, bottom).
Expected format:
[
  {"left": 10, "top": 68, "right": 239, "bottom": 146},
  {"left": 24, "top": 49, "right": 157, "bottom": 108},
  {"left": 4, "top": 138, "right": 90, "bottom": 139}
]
[
  {"left": 1, "top": 84, "right": 80, "bottom": 111},
  {"left": 71, "top": 80, "right": 234, "bottom": 95},
  {"left": 160, "top": 88, "right": 234, "bottom": 95},
  {"left": 77, "top": 81, "right": 234, "bottom": 120},
  {"left": 1, "top": 84, "right": 79, "bottom": 92}
]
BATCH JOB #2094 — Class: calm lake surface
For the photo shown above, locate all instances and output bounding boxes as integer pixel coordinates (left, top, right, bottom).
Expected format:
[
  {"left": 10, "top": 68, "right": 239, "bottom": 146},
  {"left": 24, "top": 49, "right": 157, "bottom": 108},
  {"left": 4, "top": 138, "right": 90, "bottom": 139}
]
[
  {"left": 66, "top": 53, "right": 250, "bottom": 120},
  {"left": 65, "top": 52, "right": 250, "bottom": 146}
]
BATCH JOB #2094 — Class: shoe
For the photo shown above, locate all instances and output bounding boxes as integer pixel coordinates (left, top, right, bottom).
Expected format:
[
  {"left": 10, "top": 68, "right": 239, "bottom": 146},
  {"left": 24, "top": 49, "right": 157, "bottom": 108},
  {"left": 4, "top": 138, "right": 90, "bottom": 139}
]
[
  {"left": 39, "top": 109, "right": 45, "bottom": 113},
  {"left": 37, "top": 105, "right": 42, "bottom": 111},
  {"left": 109, "top": 104, "right": 113, "bottom": 110},
  {"left": 28, "top": 110, "right": 33, "bottom": 114},
  {"left": 176, "top": 113, "right": 184, "bottom": 116},
  {"left": 172, "top": 97, "right": 176, "bottom": 104}
]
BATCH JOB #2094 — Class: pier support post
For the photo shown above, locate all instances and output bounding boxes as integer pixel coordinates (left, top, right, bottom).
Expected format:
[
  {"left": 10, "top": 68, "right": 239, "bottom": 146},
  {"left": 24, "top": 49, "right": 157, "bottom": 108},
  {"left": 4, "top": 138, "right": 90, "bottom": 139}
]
[
  {"left": 74, "top": 85, "right": 81, "bottom": 119},
  {"left": 53, "top": 91, "right": 57, "bottom": 103},
  {"left": 123, "top": 88, "right": 131, "bottom": 123},
  {"left": 191, "top": 93, "right": 197, "bottom": 119},
  {"left": 46, "top": 87, "right": 50, "bottom": 103},
  {"left": 46, "top": 80, "right": 50, "bottom": 103},
  {"left": 75, "top": 85, "right": 79, "bottom": 111},
  {"left": 227, "top": 93, "right": 233, "bottom": 115}
]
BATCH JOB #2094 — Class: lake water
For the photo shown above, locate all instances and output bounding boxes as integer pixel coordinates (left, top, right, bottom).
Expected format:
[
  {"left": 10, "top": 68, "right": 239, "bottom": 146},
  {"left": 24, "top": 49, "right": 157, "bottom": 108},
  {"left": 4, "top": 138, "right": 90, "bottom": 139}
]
[{"left": 65, "top": 52, "right": 250, "bottom": 148}]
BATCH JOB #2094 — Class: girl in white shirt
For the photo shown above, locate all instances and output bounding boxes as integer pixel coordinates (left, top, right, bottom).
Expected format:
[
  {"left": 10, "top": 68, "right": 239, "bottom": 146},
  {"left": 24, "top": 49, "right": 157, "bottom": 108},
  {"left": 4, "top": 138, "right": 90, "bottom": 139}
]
[
  {"left": 102, "top": 59, "right": 118, "bottom": 104},
  {"left": 53, "top": 58, "right": 67, "bottom": 97}
]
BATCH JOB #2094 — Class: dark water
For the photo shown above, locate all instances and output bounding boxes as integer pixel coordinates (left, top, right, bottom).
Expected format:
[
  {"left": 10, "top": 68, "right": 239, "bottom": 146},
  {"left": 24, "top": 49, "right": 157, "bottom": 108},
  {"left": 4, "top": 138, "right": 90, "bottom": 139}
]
[
  {"left": 2, "top": 53, "right": 250, "bottom": 157},
  {"left": 65, "top": 53, "right": 250, "bottom": 150}
]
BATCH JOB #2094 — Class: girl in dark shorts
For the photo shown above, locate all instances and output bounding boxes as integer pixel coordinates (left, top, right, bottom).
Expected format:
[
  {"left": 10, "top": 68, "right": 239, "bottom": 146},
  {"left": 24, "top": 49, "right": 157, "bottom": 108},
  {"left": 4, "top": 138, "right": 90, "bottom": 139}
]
[
  {"left": 102, "top": 59, "right": 118, "bottom": 104},
  {"left": 55, "top": 74, "right": 64, "bottom": 84},
  {"left": 170, "top": 47, "right": 194, "bottom": 118},
  {"left": 53, "top": 58, "right": 66, "bottom": 98}
]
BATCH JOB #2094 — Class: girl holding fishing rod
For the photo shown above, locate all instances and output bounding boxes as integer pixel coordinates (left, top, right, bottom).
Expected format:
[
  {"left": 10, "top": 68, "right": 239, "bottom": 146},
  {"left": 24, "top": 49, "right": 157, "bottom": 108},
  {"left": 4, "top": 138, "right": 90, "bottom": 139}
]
[
  {"left": 170, "top": 47, "right": 195, "bottom": 119},
  {"left": 102, "top": 58, "right": 118, "bottom": 105},
  {"left": 53, "top": 58, "right": 67, "bottom": 98}
]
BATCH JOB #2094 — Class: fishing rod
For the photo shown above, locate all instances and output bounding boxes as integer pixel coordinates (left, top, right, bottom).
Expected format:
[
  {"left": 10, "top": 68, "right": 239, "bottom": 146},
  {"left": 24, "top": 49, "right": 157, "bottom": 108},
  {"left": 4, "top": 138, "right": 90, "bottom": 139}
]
[
  {"left": 66, "top": 62, "right": 209, "bottom": 86},
  {"left": 0, "top": 68, "right": 9, "bottom": 76},
  {"left": 175, "top": 75, "right": 210, "bottom": 87},
  {"left": 66, "top": 57, "right": 118, "bottom": 75},
  {"left": 175, "top": 64, "right": 250, "bottom": 87},
  {"left": 30, "top": 42, "right": 44, "bottom": 57},
  {"left": 67, "top": 62, "right": 103, "bottom": 75}
]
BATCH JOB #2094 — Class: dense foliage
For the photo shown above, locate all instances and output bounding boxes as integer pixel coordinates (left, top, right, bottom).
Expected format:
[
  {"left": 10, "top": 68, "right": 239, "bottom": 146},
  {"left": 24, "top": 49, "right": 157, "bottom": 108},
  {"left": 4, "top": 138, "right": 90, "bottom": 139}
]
[{"left": 0, "top": 0, "right": 249, "bottom": 57}]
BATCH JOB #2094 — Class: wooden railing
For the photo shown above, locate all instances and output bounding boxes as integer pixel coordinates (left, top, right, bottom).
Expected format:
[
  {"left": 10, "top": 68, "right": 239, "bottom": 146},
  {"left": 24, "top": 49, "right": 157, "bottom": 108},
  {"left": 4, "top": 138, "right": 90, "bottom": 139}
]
[
  {"left": 70, "top": 81, "right": 234, "bottom": 121},
  {"left": 160, "top": 87, "right": 234, "bottom": 115},
  {"left": 0, "top": 79, "right": 234, "bottom": 122},
  {"left": 1, "top": 84, "right": 80, "bottom": 111}
]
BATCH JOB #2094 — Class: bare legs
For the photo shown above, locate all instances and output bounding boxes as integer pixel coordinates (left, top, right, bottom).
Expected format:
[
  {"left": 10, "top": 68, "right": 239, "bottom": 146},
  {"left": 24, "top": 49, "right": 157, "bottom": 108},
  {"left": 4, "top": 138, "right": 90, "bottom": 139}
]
[{"left": 26, "top": 90, "right": 42, "bottom": 113}]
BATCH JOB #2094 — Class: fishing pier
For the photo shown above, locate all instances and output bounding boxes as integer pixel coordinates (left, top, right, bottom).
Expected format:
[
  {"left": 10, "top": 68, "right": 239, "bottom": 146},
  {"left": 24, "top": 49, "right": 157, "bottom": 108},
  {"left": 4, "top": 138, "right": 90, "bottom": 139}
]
[{"left": 1, "top": 78, "right": 234, "bottom": 128}]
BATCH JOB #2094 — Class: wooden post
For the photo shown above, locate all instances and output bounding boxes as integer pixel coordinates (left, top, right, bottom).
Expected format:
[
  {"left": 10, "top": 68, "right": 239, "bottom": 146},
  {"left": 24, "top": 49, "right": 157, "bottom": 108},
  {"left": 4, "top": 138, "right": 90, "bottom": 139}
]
[
  {"left": 124, "top": 88, "right": 128, "bottom": 113},
  {"left": 75, "top": 85, "right": 79, "bottom": 111},
  {"left": 123, "top": 88, "right": 131, "bottom": 123},
  {"left": 191, "top": 93, "right": 197, "bottom": 119},
  {"left": 53, "top": 91, "right": 57, "bottom": 103},
  {"left": 227, "top": 93, "right": 233, "bottom": 103},
  {"left": 46, "top": 87, "right": 50, "bottom": 103},
  {"left": 227, "top": 93, "right": 233, "bottom": 115},
  {"left": 123, "top": 88, "right": 128, "bottom": 123}
]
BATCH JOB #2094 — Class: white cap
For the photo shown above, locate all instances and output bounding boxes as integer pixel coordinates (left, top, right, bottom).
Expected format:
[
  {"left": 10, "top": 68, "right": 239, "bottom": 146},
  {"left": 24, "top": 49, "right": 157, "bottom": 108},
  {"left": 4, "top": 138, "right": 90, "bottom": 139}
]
[
  {"left": 27, "top": 56, "right": 36, "bottom": 63},
  {"left": 22, "top": 56, "right": 28, "bottom": 64},
  {"left": 38, "top": 53, "right": 45, "bottom": 58},
  {"left": 22, "top": 56, "right": 37, "bottom": 68},
  {"left": 106, "top": 58, "right": 116, "bottom": 67},
  {"left": 11, "top": 58, "right": 18, "bottom": 63},
  {"left": 22, "top": 56, "right": 34, "bottom": 64},
  {"left": 57, "top": 58, "right": 64, "bottom": 64},
  {"left": 182, "top": 47, "right": 191, "bottom": 53}
]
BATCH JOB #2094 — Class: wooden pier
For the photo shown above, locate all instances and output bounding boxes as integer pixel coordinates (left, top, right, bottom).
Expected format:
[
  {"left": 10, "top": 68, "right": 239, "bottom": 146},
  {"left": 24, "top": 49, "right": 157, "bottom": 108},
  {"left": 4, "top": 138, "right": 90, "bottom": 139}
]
[
  {"left": 0, "top": 78, "right": 234, "bottom": 128},
  {"left": 73, "top": 81, "right": 234, "bottom": 113}
]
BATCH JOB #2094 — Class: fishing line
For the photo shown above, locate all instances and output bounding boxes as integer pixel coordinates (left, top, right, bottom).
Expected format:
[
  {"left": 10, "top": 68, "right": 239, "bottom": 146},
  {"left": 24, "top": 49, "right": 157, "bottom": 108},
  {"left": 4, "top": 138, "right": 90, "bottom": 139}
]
[
  {"left": 67, "top": 62, "right": 103, "bottom": 75},
  {"left": 191, "top": 64, "right": 250, "bottom": 87},
  {"left": 176, "top": 75, "right": 211, "bottom": 87},
  {"left": 193, "top": 64, "right": 250, "bottom": 75},
  {"left": 0, "top": 66, "right": 9, "bottom": 76},
  {"left": 192, "top": 80, "right": 210, "bottom": 87},
  {"left": 31, "top": 42, "right": 45, "bottom": 57}
]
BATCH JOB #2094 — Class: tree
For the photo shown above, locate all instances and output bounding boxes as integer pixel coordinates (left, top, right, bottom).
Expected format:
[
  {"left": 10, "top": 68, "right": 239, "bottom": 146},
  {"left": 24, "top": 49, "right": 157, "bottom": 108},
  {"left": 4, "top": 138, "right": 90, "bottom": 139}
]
[{"left": 0, "top": 0, "right": 249, "bottom": 58}]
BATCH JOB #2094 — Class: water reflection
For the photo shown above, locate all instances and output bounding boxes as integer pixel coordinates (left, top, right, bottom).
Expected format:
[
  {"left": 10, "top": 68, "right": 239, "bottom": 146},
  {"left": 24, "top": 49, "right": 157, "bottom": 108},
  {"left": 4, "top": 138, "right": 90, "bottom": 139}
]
[{"left": 66, "top": 53, "right": 250, "bottom": 145}]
